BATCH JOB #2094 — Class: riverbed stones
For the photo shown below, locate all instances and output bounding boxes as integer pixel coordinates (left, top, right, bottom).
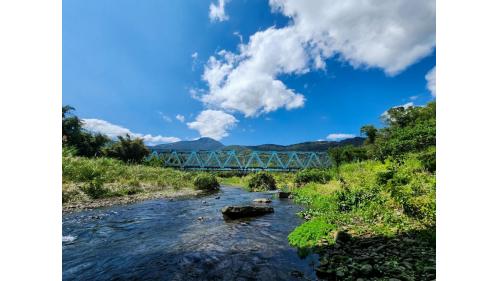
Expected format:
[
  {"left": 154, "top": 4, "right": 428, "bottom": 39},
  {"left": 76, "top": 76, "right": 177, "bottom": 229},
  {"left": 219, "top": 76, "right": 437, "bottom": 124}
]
[
  {"left": 253, "top": 198, "right": 272, "bottom": 203},
  {"left": 221, "top": 205, "right": 274, "bottom": 219}
]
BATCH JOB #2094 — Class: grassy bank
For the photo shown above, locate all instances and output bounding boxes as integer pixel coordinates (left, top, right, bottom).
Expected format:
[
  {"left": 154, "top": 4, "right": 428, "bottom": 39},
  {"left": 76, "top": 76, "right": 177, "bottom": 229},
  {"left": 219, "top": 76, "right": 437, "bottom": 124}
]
[
  {"left": 218, "top": 171, "right": 293, "bottom": 190},
  {"left": 62, "top": 153, "right": 206, "bottom": 211},
  {"left": 220, "top": 154, "right": 436, "bottom": 280}
]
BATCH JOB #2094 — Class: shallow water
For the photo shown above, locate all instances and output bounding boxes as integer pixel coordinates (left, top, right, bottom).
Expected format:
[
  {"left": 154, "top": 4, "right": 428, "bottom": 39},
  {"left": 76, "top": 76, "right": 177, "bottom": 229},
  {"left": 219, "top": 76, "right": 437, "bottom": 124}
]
[{"left": 62, "top": 186, "right": 319, "bottom": 280}]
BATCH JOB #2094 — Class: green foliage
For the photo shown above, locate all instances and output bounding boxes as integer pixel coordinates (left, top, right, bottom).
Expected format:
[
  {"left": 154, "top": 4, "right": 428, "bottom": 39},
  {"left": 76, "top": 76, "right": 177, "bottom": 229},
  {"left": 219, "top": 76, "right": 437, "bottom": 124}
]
[
  {"left": 80, "top": 177, "right": 109, "bottom": 199},
  {"left": 288, "top": 217, "right": 336, "bottom": 248},
  {"left": 142, "top": 154, "right": 166, "bottom": 167},
  {"left": 360, "top": 124, "right": 377, "bottom": 144},
  {"left": 290, "top": 158, "right": 435, "bottom": 238},
  {"left": 62, "top": 154, "right": 200, "bottom": 204},
  {"left": 248, "top": 172, "right": 277, "bottom": 191},
  {"left": 328, "top": 145, "right": 368, "bottom": 166},
  {"left": 193, "top": 173, "right": 220, "bottom": 191},
  {"left": 62, "top": 105, "right": 111, "bottom": 157},
  {"left": 215, "top": 170, "right": 247, "bottom": 178},
  {"left": 103, "top": 134, "right": 150, "bottom": 163},
  {"left": 417, "top": 146, "right": 436, "bottom": 173},
  {"left": 384, "top": 155, "right": 436, "bottom": 223},
  {"left": 294, "top": 169, "right": 332, "bottom": 186},
  {"left": 373, "top": 101, "right": 436, "bottom": 160},
  {"left": 334, "top": 184, "right": 382, "bottom": 212}
]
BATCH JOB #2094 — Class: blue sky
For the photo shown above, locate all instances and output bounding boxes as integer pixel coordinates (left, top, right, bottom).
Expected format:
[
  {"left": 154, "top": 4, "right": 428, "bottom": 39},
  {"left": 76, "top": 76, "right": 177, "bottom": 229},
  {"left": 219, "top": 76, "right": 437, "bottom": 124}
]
[{"left": 63, "top": 0, "right": 436, "bottom": 146}]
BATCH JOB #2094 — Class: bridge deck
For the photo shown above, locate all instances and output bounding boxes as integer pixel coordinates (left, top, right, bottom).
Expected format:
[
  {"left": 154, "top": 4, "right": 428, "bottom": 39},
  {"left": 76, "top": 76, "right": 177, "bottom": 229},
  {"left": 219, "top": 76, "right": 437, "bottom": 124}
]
[{"left": 148, "top": 150, "right": 332, "bottom": 171}]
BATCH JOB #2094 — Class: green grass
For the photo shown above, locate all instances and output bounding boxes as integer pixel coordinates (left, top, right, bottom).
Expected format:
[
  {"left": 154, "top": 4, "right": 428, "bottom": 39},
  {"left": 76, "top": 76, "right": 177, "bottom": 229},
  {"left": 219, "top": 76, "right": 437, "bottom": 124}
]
[
  {"left": 62, "top": 154, "right": 204, "bottom": 203},
  {"left": 218, "top": 171, "right": 294, "bottom": 190},
  {"left": 289, "top": 154, "right": 435, "bottom": 246},
  {"left": 218, "top": 154, "right": 435, "bottom": 247}
]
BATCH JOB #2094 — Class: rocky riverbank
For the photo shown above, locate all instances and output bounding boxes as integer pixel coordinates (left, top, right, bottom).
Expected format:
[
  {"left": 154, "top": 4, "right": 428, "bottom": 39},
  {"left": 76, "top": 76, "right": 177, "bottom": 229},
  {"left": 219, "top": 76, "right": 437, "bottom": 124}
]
[
  {"left": 315, "top": 229, "right": 436, "bottom": 281},
  {"left": 63, "top": 188, "right": 203, "bottom": 214}
]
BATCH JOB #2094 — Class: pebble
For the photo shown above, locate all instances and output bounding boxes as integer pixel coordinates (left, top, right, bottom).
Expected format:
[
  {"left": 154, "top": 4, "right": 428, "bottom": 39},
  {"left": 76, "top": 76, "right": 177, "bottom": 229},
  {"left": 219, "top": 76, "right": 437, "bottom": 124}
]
[{"left": 359, "top": 264, "right": 373, "bottom": 275}]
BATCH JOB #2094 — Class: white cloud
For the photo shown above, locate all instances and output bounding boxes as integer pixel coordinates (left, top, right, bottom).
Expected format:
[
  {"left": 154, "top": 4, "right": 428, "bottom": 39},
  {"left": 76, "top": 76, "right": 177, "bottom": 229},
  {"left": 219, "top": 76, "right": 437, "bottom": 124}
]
[
  {"left": 426, "top": 66, "right": 436, "bottom": 97},
  {"left": 191, "top": 52, "right": 198, "bottom": 59},
  {"left": 82, "top": 119, "right": 180, "bottom": 145},
  {"left": 187, "top": 110, "right": 238, "bottom": 140},
  {"left": 270, "top": 0, "right": 436, "bottom": 75},
  {"left": 409, "top": 95, "right": 419, "bottom": 101},
  {"left": 200, "top": 0, "right": 435, "bottom": 118},
  {"left": 201, "top": 27, "right": 307, "bottom": 117},
  {"left": 158, "top": 112, "right": 172, "bottom": 123},
  {"left": 175, "top": 114, "right": 185, "bottom": 123},
  {"left": 233, "top": 31, "right": 243, "bottom": 43},
  {"left": 209, "top": 0, "right": 229, "bottom": 22},
  {"left": 326, "top": 133, "right": 356, "bottom": 141}
]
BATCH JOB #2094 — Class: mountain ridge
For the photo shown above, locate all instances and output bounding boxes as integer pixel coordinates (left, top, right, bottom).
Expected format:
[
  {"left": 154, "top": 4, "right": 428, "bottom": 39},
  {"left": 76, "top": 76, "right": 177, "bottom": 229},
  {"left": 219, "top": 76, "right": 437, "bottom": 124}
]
[{"left": 150, "top": 137, "right": 365, "bottom": 152}]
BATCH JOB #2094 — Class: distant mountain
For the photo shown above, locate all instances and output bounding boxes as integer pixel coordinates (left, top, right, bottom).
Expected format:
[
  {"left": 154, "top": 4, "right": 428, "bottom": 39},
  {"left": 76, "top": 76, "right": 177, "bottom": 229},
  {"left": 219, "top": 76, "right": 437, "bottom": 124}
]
[
  {"left": 150, "top": 137, "right": 224, "bottom": 151},
  {"left": 225, "top": 137, "right": 365, "bottom": 152},
  {"left": 150, "top": 136, "right": 364, "bottom": 152}
]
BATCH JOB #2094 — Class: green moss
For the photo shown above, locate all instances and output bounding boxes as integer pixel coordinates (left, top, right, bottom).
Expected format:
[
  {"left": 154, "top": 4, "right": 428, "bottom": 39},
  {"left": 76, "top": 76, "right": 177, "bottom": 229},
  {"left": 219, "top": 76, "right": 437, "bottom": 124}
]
[{"left": 288, "top": 217, "right": 336, "bottom": 248}]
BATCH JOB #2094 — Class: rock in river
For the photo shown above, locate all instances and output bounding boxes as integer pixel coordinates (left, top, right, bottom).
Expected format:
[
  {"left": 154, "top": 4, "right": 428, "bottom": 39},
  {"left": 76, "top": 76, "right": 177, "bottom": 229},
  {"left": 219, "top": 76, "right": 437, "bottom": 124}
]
[
  {"left": 253, "top": 198, "right": 272, "bottom": 203},
  {"left": 221, "top": 205, "right": 274, "bottom": 219},
  {"left": 278, "top": 191, "right": 291, "bottom": 198}
]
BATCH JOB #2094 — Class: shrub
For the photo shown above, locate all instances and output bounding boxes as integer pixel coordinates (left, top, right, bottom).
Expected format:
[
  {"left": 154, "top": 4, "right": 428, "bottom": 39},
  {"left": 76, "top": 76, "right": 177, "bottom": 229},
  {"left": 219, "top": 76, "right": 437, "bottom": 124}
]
[
  {"left": 329, "top": 145, "right": 368, "bottom": 166},
  {"left": 334, "top": 184, "right": 381, "bottom": 212},
  {"left": 418, "top": 146, "right": 436, "bottom": 173},
  {"left": 142, "top": 154, "right": 165, "bottom": 167},
  {"left": 295, "top": 169, "right": 332, "bottom": 186},
  {"left": 248, "top": 172, "right": 277, "bottom": 191},
  {"left": 80, "top": 177, "right": 109, "bottom": 199},
  {"left": 193, "top": 174, "right": 220, "bottom": 191}
]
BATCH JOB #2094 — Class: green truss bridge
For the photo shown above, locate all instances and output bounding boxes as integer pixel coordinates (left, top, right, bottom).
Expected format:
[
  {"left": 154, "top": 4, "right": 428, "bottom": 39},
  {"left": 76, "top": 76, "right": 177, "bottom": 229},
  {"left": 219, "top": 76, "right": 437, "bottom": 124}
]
[{"left": 148, "top": 150, "right": 332, "bottom": 171}]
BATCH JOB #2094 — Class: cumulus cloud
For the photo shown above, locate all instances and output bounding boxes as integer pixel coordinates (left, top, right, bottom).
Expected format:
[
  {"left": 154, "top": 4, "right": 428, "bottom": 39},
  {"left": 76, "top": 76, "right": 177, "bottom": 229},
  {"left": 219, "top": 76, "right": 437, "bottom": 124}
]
[
  {"left": 270, "top": 0, "right": 436, "bottom": 75},
  {"left": 426, "top": 66, "right": 436, "bottom": 97},
  {"left": 82, "top": 119, "right": 180, "bottom": 145},
  {"left": 201, "top": 27, "right": 307, "bottom": 117},
  {"left": 199, "top": 0, "right": 435, "bottom": 118},
  {"left": 187, "top": 110, "right": 238, "bottom": 140},
  {"left": 175, "top": 114, "right": 185, "bottom": 123},
  {"left": 326, "top": 133, "right": 356, "bottom": 141},
  {"left": 209, "top": 0, "right": 229, "bottom": 22}
]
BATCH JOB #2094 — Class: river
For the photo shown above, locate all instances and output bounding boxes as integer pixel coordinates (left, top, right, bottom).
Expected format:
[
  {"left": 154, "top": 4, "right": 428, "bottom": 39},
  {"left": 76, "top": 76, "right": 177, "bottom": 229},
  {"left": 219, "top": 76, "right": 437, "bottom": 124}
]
[{"left": 62, "top": 186, "right": 319, "bottom": 280}]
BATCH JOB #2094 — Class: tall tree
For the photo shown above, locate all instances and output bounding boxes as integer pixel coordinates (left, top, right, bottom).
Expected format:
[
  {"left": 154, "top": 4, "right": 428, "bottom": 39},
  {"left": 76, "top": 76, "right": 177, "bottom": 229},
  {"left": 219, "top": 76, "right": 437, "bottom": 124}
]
[
  {"left": 62, "top": 105, "right": 110, "bottom": 157},
  {"left": 360, "top": 125, "right": 377, "bottom": 144},
  {"left": 103, "top": 134, "right": 150, "bottom": 163}
]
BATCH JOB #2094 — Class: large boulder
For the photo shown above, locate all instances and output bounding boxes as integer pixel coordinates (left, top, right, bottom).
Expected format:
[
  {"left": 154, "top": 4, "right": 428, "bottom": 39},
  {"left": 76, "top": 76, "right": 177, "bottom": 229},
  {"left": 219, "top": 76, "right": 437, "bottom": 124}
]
[{"left": 221, "top": 205, "right": 274, "bottom": 219}]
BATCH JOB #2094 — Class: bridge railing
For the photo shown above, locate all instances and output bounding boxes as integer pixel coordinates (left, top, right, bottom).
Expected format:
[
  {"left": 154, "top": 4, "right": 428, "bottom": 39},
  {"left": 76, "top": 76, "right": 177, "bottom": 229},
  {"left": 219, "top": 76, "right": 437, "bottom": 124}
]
[{"left": 147, "top": 149, "right": 332, "bottom": 171}]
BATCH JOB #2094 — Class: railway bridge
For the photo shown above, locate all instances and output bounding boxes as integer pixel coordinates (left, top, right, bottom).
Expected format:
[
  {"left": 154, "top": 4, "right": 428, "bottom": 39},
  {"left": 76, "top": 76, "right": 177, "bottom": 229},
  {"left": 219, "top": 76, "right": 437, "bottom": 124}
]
[{"left": 148, "top": 150, "right": 332, "bottom": 171}]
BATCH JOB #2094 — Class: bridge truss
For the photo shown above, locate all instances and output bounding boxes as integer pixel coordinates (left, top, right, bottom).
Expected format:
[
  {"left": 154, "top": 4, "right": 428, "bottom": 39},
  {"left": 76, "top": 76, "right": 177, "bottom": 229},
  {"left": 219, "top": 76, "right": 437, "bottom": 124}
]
[{"left": 148, "top": 150, "right": 332, "bottom": 171}]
